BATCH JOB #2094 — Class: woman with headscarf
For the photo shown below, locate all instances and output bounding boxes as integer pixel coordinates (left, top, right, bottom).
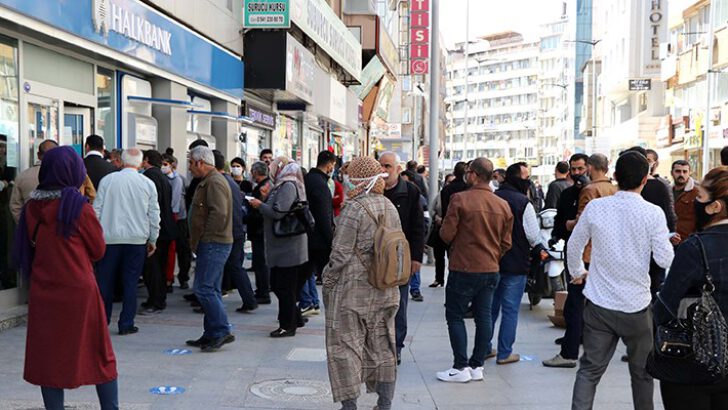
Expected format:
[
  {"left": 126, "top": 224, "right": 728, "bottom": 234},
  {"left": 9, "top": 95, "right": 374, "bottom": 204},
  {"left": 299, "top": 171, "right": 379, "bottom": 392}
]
[
  {"left": 13, "top": 146, "right": 117, "bottom": 409},
  {"left": 323, "top": 156, "right": 402, "bottom": 410},
  {"left": 248, "top": 156, "right": 310, "bottom": 337}
]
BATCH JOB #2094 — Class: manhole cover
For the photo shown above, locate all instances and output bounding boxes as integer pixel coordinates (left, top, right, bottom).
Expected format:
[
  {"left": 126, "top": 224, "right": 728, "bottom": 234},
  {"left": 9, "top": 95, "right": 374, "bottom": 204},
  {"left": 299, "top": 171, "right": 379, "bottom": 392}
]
[{"left": 250, "top": 379, "right": 331, "bottom": 403}]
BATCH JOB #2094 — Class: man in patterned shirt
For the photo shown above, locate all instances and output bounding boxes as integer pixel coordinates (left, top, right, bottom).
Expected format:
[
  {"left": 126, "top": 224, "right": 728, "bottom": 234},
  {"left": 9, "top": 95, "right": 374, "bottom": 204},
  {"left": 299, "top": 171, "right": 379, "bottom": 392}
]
[{"left": 567, "top": 152, "right": 674, "bottom": 410}]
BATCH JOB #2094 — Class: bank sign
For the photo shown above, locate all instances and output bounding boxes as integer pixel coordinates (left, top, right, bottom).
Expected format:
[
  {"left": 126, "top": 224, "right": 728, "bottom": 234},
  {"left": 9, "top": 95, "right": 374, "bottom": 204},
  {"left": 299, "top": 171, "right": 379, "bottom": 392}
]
[
  {"left": 244, "top": 0, "right": 290, "bottom": 29},
  {"left": 0, "top": 0, "right": 244, "bottom": 99}
]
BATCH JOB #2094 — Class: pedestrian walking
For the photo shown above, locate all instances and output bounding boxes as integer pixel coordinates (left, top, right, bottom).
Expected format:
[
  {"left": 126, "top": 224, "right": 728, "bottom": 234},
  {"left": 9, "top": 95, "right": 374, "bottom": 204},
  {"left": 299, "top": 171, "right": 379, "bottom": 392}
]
[
  {"left": 380, "top": 152, "right": 424, "bottom": 363},
  {"left": 214, "top": 150, "right": 257, "bottom": 314},
  {"left": 14, "top": 146, "right": 118, "bottom": 409},
  {"left": 83, "top": 134, "right": 116, "bottom": 191},
  {"left": 140, "top": 150, "right": 177, "bottom": 314},
  {"left": 545, "top": 161, "right": 571, "bottom": 210},
  {"left": 10, "top": 139, "right": 58, "bottom": 222},
  {"left": 489, "top": 162, "right": 546, "bottom": 365},
  {"left": 300, "top": 150, "right": 337, "bottom": 317},
  {"left": 248, "top": 157, "right": 310, "bottom": 338},
  {"left": 670, "top": 159, "right": 699, "bottom": 245},
  {"left": 653, "top": 166, "right": 728, "bottom": 409},
  {"left": 323, "top": 156, "right": 400, "bottom": 410},
  {"left": 184, "top": 145, "right": 235, "bottom": 352},
  {"left": 568, "top": 152, "right": 674, "bottom": 410},
  {"left": 436, "top": 158, "right": 513, "bottom": 383},
  {"left": 94, "top": 147, "right": 160, "bottom": 335},
  {"left": 246, "top": 161, "right": 273, "bottom": 304},
  {"left": 428, "top": 168, "right": 462, "bottom": 288}
]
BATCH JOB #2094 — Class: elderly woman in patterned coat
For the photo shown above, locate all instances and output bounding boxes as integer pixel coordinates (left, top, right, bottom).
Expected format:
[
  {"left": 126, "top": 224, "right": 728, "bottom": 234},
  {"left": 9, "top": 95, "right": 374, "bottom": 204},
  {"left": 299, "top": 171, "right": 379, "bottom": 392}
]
[{"left": 323, "top": 156, "right": 402, "bottom": 410}]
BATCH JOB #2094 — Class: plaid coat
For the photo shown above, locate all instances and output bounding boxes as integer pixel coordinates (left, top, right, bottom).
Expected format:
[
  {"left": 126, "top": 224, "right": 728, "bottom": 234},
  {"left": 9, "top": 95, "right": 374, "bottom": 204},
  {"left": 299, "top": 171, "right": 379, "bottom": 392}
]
[{"left": 322, "top": 194, "right": 401, "bottom": 403}]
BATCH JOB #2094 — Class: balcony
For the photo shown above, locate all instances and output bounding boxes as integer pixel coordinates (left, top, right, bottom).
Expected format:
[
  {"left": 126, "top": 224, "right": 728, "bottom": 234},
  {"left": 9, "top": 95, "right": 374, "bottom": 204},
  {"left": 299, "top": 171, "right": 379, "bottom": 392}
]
[{"left": 677, "top": 44, "right": 709, "bottom": 86}]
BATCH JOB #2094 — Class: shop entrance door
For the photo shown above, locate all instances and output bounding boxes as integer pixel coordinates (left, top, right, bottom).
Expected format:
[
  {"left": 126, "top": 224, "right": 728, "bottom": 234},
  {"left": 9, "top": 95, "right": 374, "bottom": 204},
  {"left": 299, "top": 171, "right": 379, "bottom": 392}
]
[
  {"left": 26, "top": 95, "right": 59, "bottom": 167},
  {"left": 63, "top": 107, "right": 92, "bottom": 157}
]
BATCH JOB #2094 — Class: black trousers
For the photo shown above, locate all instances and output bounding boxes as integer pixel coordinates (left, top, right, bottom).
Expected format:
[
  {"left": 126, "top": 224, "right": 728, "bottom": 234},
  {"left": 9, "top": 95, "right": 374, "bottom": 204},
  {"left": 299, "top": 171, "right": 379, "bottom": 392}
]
[
  {"left": 434, "top": 243, "right": 447, "bottom": 284},
  {"left": 175, "top": 219, "right": 192, "bottom": 284},
  {"left": 143, "top": 240, "right": 171, "bottom": 310},
  {"left": 224, "top": 236, "right": 256, "bottom": 307},
  {"left": 309, "top": 248, "right": 330, "bottom": 281},
  {"left": 251, "top": 238, "right": 270, "bottom": 297},
  {"left": 270, "top": 264, "right": 310, "bottom": 331},
  {"left": 661, "top": 378, "right": 728, "bottom": 410},
  {"left": 559, "top": 281, "right": 585, "bottom": 360}
]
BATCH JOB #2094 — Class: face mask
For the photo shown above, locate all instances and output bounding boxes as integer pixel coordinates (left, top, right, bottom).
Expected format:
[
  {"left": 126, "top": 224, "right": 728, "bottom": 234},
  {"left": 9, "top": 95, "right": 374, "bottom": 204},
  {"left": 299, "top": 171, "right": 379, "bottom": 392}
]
[
  {"left": 343, "top": 175, "right": 355, "bottom": 190},
  {"left": 573, "top": 174, "right": 589, "bottom": 190},
  {"left": 231, "top": 167, "right": 244, "bottom": 177},
  {"left": 695, "top": 199, "right": 714, "bottom": 231},
  {"left": 161, "top": 165, "right": 171, "bottom": 174}
]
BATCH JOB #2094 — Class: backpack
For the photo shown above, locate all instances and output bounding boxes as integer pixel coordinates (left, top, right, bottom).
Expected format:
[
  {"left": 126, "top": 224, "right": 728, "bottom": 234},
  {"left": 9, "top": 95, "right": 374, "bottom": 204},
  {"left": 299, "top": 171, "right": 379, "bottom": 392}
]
[{"left": 354, "top": 199, "right": 412, "bottom": 290}]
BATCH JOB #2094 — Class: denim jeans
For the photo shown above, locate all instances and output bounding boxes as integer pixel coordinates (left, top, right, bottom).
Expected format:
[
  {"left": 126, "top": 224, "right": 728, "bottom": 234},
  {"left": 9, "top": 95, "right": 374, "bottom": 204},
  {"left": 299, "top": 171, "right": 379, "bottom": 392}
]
[
  {"left": 194, "top": 242, "right": 233, "bottom": 339},
  {"left": 96, "top": 244, "right": 147, "bottom": 332},
  {"left": 41, "top": 379, "right": 118, "bottom": 410},
  {"left": 395, "top": 283, "right": 409, "bottom": 355},
  {"left": 299, "top": 274, "right": 320, "bottom": 308},
  {"left": 445, "top": 271, "right": 500, "bottom": 369},
  {"left": 488, "top": 273, "right": 527, "bottom": 360},
  {"left": 409, "top": 271, "right": 421, "bottom": 295}
]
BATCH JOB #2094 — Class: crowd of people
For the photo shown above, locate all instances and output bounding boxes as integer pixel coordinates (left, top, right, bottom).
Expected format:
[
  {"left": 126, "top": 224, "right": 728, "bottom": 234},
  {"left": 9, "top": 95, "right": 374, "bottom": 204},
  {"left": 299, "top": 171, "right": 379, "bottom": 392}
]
[{"left": 6, "top": 133, "right": 728, "bottom": 410}]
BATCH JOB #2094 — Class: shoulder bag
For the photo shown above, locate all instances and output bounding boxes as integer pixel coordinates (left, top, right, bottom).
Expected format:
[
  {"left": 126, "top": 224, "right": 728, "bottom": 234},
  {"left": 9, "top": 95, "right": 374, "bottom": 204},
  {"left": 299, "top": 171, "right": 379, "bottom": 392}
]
[{"left": 272, "top": 182, "right": 315, "bottom": 238}]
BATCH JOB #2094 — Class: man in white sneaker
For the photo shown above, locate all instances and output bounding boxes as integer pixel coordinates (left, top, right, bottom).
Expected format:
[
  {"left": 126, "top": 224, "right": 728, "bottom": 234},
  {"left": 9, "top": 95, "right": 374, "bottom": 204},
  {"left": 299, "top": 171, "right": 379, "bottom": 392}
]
[{"left": 436, "top": 158, "right": 513, "bottom": 383}]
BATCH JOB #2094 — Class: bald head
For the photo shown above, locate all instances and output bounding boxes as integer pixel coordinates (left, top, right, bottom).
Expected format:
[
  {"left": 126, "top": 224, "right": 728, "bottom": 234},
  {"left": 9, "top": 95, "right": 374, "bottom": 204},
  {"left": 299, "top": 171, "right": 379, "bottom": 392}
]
[
  {"left": 469, "top": 157, "right": 494, "bottom": 183},
  {"left": 588, "top": 153, "right": 609, "bottom": 174},
  {"left": 38, "top": 139, "right": 58, "bottom": 161}
]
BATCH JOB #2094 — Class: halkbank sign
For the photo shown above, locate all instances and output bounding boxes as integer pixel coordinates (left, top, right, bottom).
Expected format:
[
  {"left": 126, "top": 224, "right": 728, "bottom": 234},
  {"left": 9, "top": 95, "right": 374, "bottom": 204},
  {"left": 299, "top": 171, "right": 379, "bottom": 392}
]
[{"left": 94, "top": 0, "right": 173, "bottom": 56}]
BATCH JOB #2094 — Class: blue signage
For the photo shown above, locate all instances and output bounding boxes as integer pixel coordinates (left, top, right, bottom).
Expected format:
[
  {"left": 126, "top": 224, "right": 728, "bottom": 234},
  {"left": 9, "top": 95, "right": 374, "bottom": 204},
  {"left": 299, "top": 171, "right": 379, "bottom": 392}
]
[
  {"left": 0, "top": 0, "right": 243, "bottom": 99},
  {"left": 149, "top": 386, "right": 185, "bottom": 395}
]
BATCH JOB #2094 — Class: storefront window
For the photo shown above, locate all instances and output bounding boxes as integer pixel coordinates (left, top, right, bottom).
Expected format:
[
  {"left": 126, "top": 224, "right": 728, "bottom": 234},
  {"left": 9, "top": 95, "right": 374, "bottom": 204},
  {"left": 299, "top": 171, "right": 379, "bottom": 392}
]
[
  {"left": 96, "top": 67, "right": 115, "bottom": 149},
  {"left": 0, "top": 35, "right": 18, "bottom": 290}
]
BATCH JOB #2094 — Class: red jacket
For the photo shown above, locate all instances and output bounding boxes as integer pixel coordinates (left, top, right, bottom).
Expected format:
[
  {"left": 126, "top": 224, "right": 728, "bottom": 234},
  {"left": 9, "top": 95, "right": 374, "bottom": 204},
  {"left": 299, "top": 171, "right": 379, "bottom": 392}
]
[
  {"left": 23, "top": 199, "right": 117, "bottom": 388},
  {"left": 333, "top": 180, "right": 344, "bottom": 217}
]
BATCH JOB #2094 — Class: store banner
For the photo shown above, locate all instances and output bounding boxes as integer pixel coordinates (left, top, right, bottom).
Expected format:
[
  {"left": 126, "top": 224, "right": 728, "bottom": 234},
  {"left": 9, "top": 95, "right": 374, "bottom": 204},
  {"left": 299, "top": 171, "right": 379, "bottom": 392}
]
[
  {"left": 245, "top": 103, "right": 276, "bottom": 130},
  {"left": 0, "top": 0, "right": 244, "bottom": 98},
  {"left": 378, "top": 22, "right": 399, "bottom": 76},
  {"left": 244, "top": 0, "right": 290, "bottom": 29},
  {"left": 285, "top": 33, "right": 315, "bottom": 104},
  {"left": 351, "top": 57, "right": 387, "bottom": 100},
  {"left": 409, "top": 0, "right": 429, "bottom": 74},
  {"left": 374, "top": 75, "right": 396, "bottom": 121},
  {"left": 290, "top": 0, "right": 362, "bottom": 81}
]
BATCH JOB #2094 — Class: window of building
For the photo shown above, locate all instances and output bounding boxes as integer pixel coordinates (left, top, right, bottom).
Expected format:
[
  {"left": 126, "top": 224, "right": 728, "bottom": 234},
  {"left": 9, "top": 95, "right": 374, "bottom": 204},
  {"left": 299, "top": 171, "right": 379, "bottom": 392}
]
[
  {"left": 0, "top": 34, "right": 18, "bottom": 290},
  {"left": 96, "top": 67, "right": 115, "bottom": 149}
]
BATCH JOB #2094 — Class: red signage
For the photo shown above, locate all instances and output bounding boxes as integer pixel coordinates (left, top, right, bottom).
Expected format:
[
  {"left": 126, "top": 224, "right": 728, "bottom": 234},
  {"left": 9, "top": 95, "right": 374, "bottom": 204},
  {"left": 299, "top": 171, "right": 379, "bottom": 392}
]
[{"left": 409, "top": 0, "right": 430, "bottom": 74}]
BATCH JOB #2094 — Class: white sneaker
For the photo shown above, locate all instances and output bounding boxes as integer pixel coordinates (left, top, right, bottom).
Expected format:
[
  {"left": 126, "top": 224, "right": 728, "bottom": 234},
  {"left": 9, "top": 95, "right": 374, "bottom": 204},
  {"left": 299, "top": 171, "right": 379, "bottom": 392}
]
[
  {"left": 469, "top": 366, "right": 484, "bottom": 381},
  {"left": 436, "top": 367, "right": 472, "bottom": 383}
]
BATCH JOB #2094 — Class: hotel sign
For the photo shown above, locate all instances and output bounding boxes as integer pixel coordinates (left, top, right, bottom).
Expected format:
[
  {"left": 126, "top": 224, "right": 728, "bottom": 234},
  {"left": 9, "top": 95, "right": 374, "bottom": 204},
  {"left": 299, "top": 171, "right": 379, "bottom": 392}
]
[{"left": 641, "top": 0, "right": 666, "bottom": 77}]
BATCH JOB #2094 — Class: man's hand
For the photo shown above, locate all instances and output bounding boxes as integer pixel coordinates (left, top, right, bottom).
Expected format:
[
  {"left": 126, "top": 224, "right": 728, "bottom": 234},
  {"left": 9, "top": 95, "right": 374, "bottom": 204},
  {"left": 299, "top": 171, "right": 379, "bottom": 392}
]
[
  {"left": 570, "top": 272, "right": 588, "bottom": 285},
  {"left": 566, "top": 219, "right": 577, "bottom": 231},
  {"left": 259, "top": 184, "right": 271, "bottom": 199},
  {"left": 248, "top": 198, "right": 263, "bottom": 209},
  {"left": 146, "top": 242, "right": 157, "bottom": 257},
  {"left": 411, "top": 261, "right": 422, "bottom": 275},
  {"left": 540, "top": 250, "right": 549, "bottom": 261},
  {"left": 669, "top": 233, "right": 682, "bottom": 246}
]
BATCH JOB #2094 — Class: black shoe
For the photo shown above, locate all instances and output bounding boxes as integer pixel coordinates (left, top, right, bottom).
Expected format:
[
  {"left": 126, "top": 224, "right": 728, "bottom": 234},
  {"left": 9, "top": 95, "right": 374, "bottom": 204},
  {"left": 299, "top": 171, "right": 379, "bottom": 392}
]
[
  {"left": 191, "top": 300, "right": 201, "bottom": 307},
  {"left": 555, "top": 336, "right": 565, "bottom": 345},
  {"left": 411, "top": 292, "right": 424, "bottom": 302},
  {"left": 179, "top": 282, "right": 190, "bottom": 290},
  {"left": 236, "top": 304, "right": 258, "bottom": 313},
  {"left": 193, "top": 307, "right": 204, "bottom": 314},
  {"left": 119, "top": 326, "right": 139, "bottom": 335},
  {"left": 397, "top": 352, "right": 402, "bottom": 365},
  {"left": 186, "top": 336, "right": 212, "bottom": 347},
  {"left": 428, "top": 281, "right": 442, "bottom": 288},
  {"left": 256, "top": 296, "right": 272, "bottom": 305},
  {"left": 201, "top": 334, "right": 235, "bottom": 352},
  {"left": 183, "top": 293, "right": 197, "bottom": 302},
  {"left": 166, "top": 285, "right": 173, "bottom": 294},
  {"left": 621, "top": 354, "right": 629, "bottom": 362},
  {"left": 297, "top": 317, "right": 309, "bottom": 328},
  {"left": 141, "top": 301, "right": 152, "bottom": 309},
  {"left": 270, "top": 328, "right": 296, "bottom": 338},
  {"left": 138, "top": 308, "right": 163, "bottom": 316}
]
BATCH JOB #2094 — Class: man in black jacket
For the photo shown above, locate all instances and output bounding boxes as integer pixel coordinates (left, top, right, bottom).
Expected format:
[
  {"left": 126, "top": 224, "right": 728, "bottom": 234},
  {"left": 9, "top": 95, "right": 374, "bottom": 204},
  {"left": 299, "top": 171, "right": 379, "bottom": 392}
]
[
  {"left": 83, "top": 134, "right": 116, "bottom": 190},
  {"left": 300, "top": 150, "right": 337, "bottom": 316},
  {"left": 545, "top": 161, "right": 571, "bottom": 210},
  {"left": 407, "top": 160, "right": 429, "bottom": 200},
  {"left": 381, "top": 152, "right": 425, "bottom": 364},
  {"left": 140, "top": 150, "right": 177, "bottom": 314},
  {"left": 246, "top": 161, "right": 272, "bottom": 304},
  {"left": 440, "top": 162, "right": 469, "bottom": 220}
]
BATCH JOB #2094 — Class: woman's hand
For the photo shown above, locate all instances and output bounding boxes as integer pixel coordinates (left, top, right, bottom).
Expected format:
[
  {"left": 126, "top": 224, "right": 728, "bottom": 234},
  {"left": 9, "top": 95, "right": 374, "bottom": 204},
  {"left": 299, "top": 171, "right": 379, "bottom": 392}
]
[{"left": 248, "top": 198, "right": 263, "bottom": 209}]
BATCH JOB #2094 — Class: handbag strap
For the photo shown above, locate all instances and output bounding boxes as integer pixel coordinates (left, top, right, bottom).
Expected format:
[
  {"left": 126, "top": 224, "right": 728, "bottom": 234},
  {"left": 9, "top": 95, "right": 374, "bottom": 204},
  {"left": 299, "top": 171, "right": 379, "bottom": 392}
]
[
  {"left": 272, "top": 181, "right": 302, "bottom": 214},
  {"left": 694, "top": 234, "right": 714, "bottom": 293}
]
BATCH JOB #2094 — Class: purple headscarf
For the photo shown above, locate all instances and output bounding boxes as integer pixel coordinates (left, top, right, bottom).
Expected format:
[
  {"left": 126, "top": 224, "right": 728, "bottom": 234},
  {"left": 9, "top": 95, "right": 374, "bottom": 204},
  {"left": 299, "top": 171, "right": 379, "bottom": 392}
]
[{"left": 13, "top": 146, "right": 88, "bottom": 276}]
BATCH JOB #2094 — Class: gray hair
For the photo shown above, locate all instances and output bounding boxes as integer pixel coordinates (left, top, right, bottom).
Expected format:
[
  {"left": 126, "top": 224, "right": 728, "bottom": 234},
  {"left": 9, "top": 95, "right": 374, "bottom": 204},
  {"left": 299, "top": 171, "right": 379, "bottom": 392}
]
[
  {"left": 122, "top": 147, "right": 143, "bottom": 168},
  {"left": 379, "top": 151, "right": 401, "bottom": 163},
  {"left": 588, "top": 153, "right": 609, "bottom": 173},
  {"left": 250, "top": 161, "right": 269, "bottom": 177},
  {"left": 189, "top": 146, "right": 215, "bottom": 166}
]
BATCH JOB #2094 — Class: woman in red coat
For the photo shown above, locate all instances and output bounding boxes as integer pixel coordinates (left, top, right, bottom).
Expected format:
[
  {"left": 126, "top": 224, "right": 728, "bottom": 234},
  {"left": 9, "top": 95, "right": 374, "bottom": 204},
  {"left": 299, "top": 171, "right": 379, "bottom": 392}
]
[{"left": 13, "top": 146, "right": 118, "bottom": 410}]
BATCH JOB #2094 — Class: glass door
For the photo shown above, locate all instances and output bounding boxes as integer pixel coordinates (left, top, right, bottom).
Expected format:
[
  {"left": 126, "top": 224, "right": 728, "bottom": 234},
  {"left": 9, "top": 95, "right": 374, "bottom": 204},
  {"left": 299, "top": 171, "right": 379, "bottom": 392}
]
[
  {"left": 63, "top": 107, "right": 92, "bottom": 157},
  {"left": 26, "top": 95, "right": 59, "bottom": 167}
]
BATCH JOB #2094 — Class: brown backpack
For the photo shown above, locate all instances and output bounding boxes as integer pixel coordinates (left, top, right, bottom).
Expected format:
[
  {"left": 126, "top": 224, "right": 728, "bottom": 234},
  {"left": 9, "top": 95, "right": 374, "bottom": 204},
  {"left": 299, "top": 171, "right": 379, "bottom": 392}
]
[{"left": 354, "top": 200, "right": 411, "bottom": 290}]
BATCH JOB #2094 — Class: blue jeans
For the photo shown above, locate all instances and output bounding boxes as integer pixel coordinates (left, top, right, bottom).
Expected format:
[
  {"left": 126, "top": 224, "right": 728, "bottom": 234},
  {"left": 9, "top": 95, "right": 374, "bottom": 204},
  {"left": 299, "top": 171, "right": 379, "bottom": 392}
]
[
  {"left": 395, "top": 283, "right": 409, "bottom": 355},
  {"left": 445, "top": 271, "right": 500, "bottom": 369},
  {"left": 299, "top": 274, "right": 320, "bottom": 308},
  {"left": 409, "top": 270, "right": 421, "bottom": 295},
  {"left": 488, "top": 273, "right": 527, "bottom": 360},
  {"left": 194, "top": 242, "right": 233, "bottom": 339},
  {"left": 96, "top": 244, "right": 146, "bottom": 332},
  {"left": 41, "top": 379, "right": 118, "bottom": 410}
]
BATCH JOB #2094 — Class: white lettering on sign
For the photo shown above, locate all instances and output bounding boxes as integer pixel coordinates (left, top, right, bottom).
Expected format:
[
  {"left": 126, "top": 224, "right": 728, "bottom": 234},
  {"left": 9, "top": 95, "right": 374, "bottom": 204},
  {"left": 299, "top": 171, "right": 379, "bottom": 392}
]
[
  {"left": 649, "top": 0, "right": 662, "bottom": 61},
  {"left": 95, "top": 0, "right": 173, "bottom": 56}
]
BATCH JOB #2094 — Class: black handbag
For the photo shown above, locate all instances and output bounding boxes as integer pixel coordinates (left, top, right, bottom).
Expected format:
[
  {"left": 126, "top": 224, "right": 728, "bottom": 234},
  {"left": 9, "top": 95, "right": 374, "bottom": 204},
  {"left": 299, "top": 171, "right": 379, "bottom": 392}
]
[
  {"left": 272, "top": 182, "right": 315, "bottom": 238},
  {"left": 647, "top": 234, "right": 728, "bottom": 385}
]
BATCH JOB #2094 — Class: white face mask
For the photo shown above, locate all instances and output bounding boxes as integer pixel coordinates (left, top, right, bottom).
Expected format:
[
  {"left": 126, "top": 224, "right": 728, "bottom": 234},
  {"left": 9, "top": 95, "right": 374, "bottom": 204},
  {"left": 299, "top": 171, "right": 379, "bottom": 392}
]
[
  {"left": 161, "top": 165, "right": 172, "bottom": 174},
  {"left": 231, "top": 166, "right": 244, "bottom": 177}
]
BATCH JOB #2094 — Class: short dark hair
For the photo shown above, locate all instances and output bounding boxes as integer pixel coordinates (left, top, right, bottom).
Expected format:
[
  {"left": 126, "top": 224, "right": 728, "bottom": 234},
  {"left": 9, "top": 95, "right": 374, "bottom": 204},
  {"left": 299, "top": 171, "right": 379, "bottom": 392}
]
[
  {"left": 721, "top": 146, "right": 728, "bottom": 166},
  {"left": 645, "top": 149, "right": 658, "bottom": 160},
  {"left": 615, "top": 152, "right": 649, "bottom": 191},
  {"left": 38, "top": 139, "right": 59, "bottom": 157},
  {"left": 671, "top": 160, "right": 690, "bottom": 170},
  {"left": 231, "top": 157, "right": 246, "bottom": 169},
  {"left": 260, "top": 148, "right": 273, "bottom": 158},
  {"left": 85, "top": 134, "right": 104, "bottom": 151},
  {"left": 555, "top": 161, "right": 569, "bottom": 174},
  {"left": 417, "top": 165, "right": 426, "bottom": 174},
  {"left": 406, "top": 160, "right": 418, "bottom": 171},
  {"left": 316, "top": 150, "right": 337, "bottom": 167},
  {"left": 569, "top": 153, "right": 589, "bottom": 164},
  {"left": 624, "top": 146, "right": 647, "bottom": 157},
  {"left": 143, "top": 150, "right": 163, "bottom": 167},
  {"left": 469, "top": 158, "right": 494, "bottom": 182},
  {"left": 494, "top": 168, "right": 506, "bottom": 177},
  {"left": 161, "top": 152, "right": 177, "bottom": 165},
  {"left": 212, "top": 149, "right": 225, "bottom": 171},
  {"left": 505, "top": 162, "right": 527, "bottom": 186},
  {"left": 188, "top": 139, "right": 208, "bottom": 150},
  {"left": 453, "top": 161, "right": 468, "bottom": 178},
  {"left": 588, "top": 154, "right": 609, "bottom": 173}
]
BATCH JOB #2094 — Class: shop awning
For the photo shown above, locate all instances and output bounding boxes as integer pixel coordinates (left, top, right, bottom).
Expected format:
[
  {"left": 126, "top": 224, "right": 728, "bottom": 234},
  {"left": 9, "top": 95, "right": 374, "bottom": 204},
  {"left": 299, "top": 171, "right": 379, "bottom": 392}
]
[{"left": 127, "top": 96, "right": 194, "bottom": 108}]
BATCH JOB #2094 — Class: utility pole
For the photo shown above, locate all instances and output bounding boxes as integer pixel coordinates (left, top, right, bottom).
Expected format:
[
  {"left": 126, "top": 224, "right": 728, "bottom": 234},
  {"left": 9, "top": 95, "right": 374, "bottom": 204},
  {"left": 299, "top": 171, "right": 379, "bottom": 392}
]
[{"left": 428, "top": 0, "right": 440, "bottom": 202}]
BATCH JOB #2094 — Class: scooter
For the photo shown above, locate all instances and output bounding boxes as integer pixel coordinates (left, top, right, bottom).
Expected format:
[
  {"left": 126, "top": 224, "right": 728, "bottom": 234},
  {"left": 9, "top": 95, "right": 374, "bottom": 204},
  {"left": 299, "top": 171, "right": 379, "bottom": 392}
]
[{"left": 526, "top": 208, "right": 567, "bottom": 308}]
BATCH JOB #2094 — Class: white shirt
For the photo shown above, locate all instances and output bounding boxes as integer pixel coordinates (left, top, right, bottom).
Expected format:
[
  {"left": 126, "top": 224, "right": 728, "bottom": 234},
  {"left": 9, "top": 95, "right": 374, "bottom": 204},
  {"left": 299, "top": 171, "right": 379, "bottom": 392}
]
[
  {"left": 523, "top": 203, "right": 541, "bottom": 247},
  {"left": 94, "top": 168, "right": 160, "bottom": 246},
  {"left": 567, "top": 191, "right": 674, "bottom": 313},
  {"left": 84, "top": 150, "right": 104, "bottom": 158}
]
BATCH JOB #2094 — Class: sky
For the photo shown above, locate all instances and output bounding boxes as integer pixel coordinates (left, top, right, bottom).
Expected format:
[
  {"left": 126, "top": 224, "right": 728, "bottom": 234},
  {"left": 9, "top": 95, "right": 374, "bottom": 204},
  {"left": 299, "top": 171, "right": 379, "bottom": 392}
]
[{"left": 439, "top": 0, "right": 566, "bottom": 48}]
